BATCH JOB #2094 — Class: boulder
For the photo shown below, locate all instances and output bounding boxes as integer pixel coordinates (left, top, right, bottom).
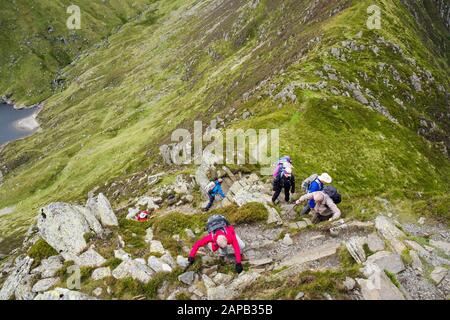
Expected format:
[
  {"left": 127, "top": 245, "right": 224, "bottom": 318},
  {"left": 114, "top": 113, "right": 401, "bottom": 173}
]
[
  {"left": 150, "top": 240, "right": 166, "bottom": 254},
  {"left": 86, "top": 193, "right": 118, "bottom": 227},
  {"left": 91, "top": 267, "right": 111, "bottom": 280},
  {"left": 282, "top": 234, "right": 293, "bottom": 246},
  {"left": 366, "top": 251, "right": 405, "bottom": 274},
  {"left": 160, "top": 252, "right": 175, "bottom": 268},
  {"left": 266, "top": 206, "right": 283, "bottom": 225},
  {"left": 212, "top": 273, "right": 233, "bottom": 286},
  {"left": 114, "top": 249, "right": 131, "bottom": 261},
  {"left": 112, "top": 259, "right": 155, "bottom": 284},
  {"left": 357, "top": 264, "right": 405, "bottom": 300},
  {"left": 409, "top": 250, "right": 423, "bottom": 272},
  {"left": 0, "top": 256, "right": 33, "bottom": 300},
  {"left": 430, "top": 239, "right": 450, "bottom": 256},
  {"left": 178, "top": 271, "right": 195, "bottom": 285},
  {"left": 367, "top": 233, "right": 385, "bottom": 252},
  {"left": 343, "top": 277, "right": 356, "bottom": 291},
  {"left": 34, "top": 288, "right": 96, "bottom": 300},
  {"left": 37, "top": 203, "right": 93, "bottom": 257},
  {"left": 92, "top": 287, "right": 103, "bottom": 297},
  {"left": 31, "top": 255, "right": 63, "bottom": 278},
  {"left": 75, "top": 249, "right": 106, "bottom": 267},
  {"left": 375, "top": 216, "right": 406, "bottom": 254},
  {"left": 14, "top": 274, "right": 36, "bottom": 300},
  {"left": 148, "top": 256, "right": 172, "bottom": 273},
  {"left": 204, "top": 272, "right": 260, "bottom": 300},
  {"left": 136, "top": 196, "right": 160, "bottom": 212},
  {"left": 177, "top": 255, "right": 189, "bottom": 268},
  {"left": 32, "top": 277, "right": 59, "bottom": 293},
  {"left": 430, "top": 267, "right": 448, "bottom": 285},
  {"left": 345, "top": 237, "right": 366, "bottom": 264}
]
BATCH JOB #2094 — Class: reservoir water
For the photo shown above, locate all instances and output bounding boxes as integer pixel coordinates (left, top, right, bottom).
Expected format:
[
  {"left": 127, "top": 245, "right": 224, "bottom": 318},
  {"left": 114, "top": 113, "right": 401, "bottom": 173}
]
[{"left": 0, "top": 103, "right": 38, "bottom": 145}]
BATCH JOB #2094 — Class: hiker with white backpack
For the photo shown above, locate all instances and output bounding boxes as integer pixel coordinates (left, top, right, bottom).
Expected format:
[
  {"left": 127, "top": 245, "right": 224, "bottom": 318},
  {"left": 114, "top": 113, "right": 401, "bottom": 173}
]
[
  {"left": 203, "top": 178, "right": 226, "bottom": 212},
  {"left": 299, "top": 173, "right": 333, "bottom": 215},
  {"left": 188, "top": 215, "right": 245, "bottom": 274}
]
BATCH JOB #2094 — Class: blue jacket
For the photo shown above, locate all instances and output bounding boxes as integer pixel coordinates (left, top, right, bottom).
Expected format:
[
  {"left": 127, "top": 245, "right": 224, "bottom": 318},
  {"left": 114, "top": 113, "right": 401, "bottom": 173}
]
[
  {"left": 308, "top": 179, "right": 323, "bottom": 208},
  {"left": 209, "top": 181, "right": 226, "bottom": 198}
]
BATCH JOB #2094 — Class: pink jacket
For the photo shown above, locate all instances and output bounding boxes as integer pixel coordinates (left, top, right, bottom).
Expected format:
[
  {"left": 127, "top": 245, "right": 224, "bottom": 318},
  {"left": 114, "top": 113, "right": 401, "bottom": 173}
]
[{"left": 189, "top": 225, "right": 242, "bottom": 263}]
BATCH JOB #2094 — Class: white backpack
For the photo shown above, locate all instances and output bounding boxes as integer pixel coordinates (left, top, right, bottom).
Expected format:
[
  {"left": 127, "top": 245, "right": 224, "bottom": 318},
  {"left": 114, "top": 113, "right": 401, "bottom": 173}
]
[{"left": 205, "top": 181, "right": 216, "bottom": 193}]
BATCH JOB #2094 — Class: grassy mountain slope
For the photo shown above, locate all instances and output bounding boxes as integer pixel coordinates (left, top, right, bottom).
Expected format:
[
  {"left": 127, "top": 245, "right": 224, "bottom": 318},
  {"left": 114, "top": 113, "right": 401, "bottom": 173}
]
[
  {"left": 0, "top": 0, "right": 449, "bottom": 253},
  {"left": 0, "top": 0, "right": 156, "bottom": 106}
]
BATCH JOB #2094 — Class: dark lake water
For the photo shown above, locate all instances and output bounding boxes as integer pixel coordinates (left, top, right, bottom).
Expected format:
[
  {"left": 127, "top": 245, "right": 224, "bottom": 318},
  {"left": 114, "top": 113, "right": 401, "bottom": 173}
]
[{"left": 0, "top": 103, "right": 38, "bottom": 145}]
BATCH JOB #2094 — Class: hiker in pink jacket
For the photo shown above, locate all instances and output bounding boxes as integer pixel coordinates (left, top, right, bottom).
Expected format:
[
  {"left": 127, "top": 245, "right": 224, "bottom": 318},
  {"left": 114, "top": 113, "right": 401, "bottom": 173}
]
[{"left": 188, "top": 225, "right": 245, "bottom": 273}]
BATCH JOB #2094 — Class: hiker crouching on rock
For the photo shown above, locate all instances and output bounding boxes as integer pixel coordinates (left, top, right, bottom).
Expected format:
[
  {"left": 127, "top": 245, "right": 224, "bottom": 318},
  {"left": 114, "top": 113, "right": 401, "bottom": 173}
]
[
  {"left": 299, "top": 173, "right": 332, "bottom": 215},
  {"left": 295, "top": 191, "right": 341, "bottom": 224},
  {"left": 272, "top": 166, "right": 295, "bottom": 204},
  {"left": 188, "top": 215, "right": 245, "bottom": 274},
  {"left": 203, "top": 178, "right": 226, "bottom": 212}
]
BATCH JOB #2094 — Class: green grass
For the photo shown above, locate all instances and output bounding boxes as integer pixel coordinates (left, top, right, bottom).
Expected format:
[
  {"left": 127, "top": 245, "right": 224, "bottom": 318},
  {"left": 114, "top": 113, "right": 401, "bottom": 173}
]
[
  {"left": 384, "top": 270, "right": 400, "bottom": 288},
  {"left": 27, "top": 238, "right": 58, "bottom": 269},
  {"left": 0, "top": 0, "right": 448, "bottom": 253}
]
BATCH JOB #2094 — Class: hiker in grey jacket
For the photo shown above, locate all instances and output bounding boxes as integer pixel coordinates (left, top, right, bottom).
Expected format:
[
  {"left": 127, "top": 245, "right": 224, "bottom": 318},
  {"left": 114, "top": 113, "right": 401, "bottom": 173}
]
[{"left": 295, "top": 191, "right": 341, "bottom": 224}]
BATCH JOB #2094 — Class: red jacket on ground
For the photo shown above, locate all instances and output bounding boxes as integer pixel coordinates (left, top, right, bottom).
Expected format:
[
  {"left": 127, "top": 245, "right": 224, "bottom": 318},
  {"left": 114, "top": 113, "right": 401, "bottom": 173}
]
[{"left": 189, "top": 225, "right": 242, "bottom": 263}]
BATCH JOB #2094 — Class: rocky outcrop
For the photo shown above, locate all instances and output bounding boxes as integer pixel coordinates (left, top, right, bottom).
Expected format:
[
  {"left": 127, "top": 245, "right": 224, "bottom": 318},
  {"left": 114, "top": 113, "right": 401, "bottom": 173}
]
[
  {"left": 0, "top": 256, "right": 33, "bottom": 300},
  {"left": 202, "top": 272, "right": 260, "bottom": 300},
  {"left": 375, "top": 216, "right": 406, "bottom": 254},
  {"left": 31, "top": 255, "right": 63, "bottom": 278},
  {"left": 112, "top": 259, "right": 155, "bottom": 284},
  {"left": 34, "top": 288, "right": 96, "bottom": 300},
  {"left": 86, "top": 193, "right": 118, "bottom": 227},
  {"left": 357, "top": 266, "right": 405, "bottom": 300},
  {"left": 37, "top": 195, "right": 117, "bottom": 259},
  {"left": 366, "top": 251, "right": 405, "bottom": 274}
]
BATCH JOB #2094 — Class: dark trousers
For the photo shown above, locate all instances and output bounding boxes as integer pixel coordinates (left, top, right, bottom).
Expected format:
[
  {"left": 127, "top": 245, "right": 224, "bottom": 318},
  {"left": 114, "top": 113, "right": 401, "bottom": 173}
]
[
  {"left": 272, "top": 186, "right": 290, "bottom": 203},
  {"left": 205, "top": 192, "right": 215, "bottom": 211},
  {"left": 300, "top": 205, "right": 311, "bottom": 215},
  {"left": 311, "top": 212, "right": 331, "bottom": 224}
]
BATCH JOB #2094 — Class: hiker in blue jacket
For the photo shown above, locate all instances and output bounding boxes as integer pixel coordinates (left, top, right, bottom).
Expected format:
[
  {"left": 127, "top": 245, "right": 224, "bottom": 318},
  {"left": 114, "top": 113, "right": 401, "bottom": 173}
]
[
  {"left": 203, "top": 178, "right": 226, "bottom": 212},
  {"left": 299, "top": 173, "right": 332, "bottom": 215}
]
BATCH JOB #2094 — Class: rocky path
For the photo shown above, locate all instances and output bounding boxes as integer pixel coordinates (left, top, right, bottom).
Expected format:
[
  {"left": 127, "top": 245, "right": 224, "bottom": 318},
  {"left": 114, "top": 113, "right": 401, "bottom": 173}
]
[{"left": 0, "top": 169, "right": 449, "bottom": 301}]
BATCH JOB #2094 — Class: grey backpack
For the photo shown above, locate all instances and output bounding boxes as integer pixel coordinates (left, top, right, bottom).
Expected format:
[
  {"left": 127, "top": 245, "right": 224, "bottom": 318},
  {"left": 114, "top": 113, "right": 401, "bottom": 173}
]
[
  {"left": 301, "top": 174, "right": 319, "bottom": 191},
  {"left": 206, "top": 215, "right": 230, "bottom": 234}
]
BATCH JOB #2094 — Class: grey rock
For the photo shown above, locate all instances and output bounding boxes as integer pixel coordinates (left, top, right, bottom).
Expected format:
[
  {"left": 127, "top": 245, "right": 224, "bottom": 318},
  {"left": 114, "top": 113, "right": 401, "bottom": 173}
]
[
  {"left": 31, "top": 255, "right": 63, "bottom": 278},
  {"left": 38, "top": 203, "right": 93, "bottom": 257},
  {"left": 357, "top": 265, "right": 405, "bottom": 300},
  {"left": 295, "top": 291, "right": 305, "bottom": 300},
  {"left": 112, "top": 259, "right": 154, "bottom": 284},
  {"left": 367, "top": 233, "right": 385, "bottom": 252},
  {"left": 148, "top": 256, "right": 172, "bottom": 273},
  {"left": 75, "top": 249, "right": 106, "bottom": 267},
  {"left": 282, "top": 234, "right": 293, "bottom": 246},
  {"left": 178, "top": 271, "right": 195, "bottom": 285},
  {"left": 150, "top": 240, "right": 166, "bottom": 254},
  {"left": 346, "top": 237, "right": 366, "bottom": 263},
  {"left": 375, "top": 216, "right": 406, "bottom": 254},
  {"left": 430, "top": 239, "right": 450, "bottom": 256},
  {"left": 430, "top": 266, "right": 448, "bottom": 284},
  {"left": 114, "top": 249, "right": 131, "bottom": 261},
  {"left": 91, "top": 267, "right": 111, "bottom": 280},
  {"left": 343, "top": 277, "right": 356, "bottom": 291},
  {"left": 92, "top": 287, "right": 103, "bottom": 297},
  {"left": 366, "top": 251, "right": 405, "bottom": 274},
  {"left": 34, "top": 288, "right": 96, "bottom": 300},
  {"left": 0, "top": 256, "right": 33, "bottom": 300},
  {"left": 86, "top": 193, "right": 118, "bottom": 227},
  {"left": 177, "top": 256, "right": 189, "bottom": 268},
  {"left": 32, "top": 277, "right": 59, "bottom": 293}
]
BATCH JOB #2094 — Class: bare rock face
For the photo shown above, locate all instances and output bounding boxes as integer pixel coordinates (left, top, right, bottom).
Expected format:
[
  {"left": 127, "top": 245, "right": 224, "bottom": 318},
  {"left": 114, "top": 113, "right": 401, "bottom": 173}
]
[
  {"left": 366, "top": 251, "right": 405, "bottom": 274},
  {"left": 34, "top": 288, "right": 96, "bottom": 300},
  {"left": 357, "top": 268, "right": 405, "bottom": 300},
  {"left": 31, "top": 255, "right": 63, "bottom": 278},
  {"left": 112, "top": 259, "right": 155, "bottom": 284},
  {"left": 375, "top": 216, "right": 406, "bottom": 254},
  {"left": 0, "top": 256, "right": 34, "bottom": 300},
  {"left": 37, "top": 203, "right": 92, "bottom": 258},
  {"left": 86, "top": 193, "right": 118, "bottom": 227}
]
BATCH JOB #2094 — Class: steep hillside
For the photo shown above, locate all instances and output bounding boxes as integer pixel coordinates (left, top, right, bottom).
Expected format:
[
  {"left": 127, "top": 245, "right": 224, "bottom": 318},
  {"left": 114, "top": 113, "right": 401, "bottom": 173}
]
[
  {"left": 0, "top": 0, "right": 449, "bottom": 256},
  {"left": 0, "top": 0, "right": 156, "bottom": 106}
]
